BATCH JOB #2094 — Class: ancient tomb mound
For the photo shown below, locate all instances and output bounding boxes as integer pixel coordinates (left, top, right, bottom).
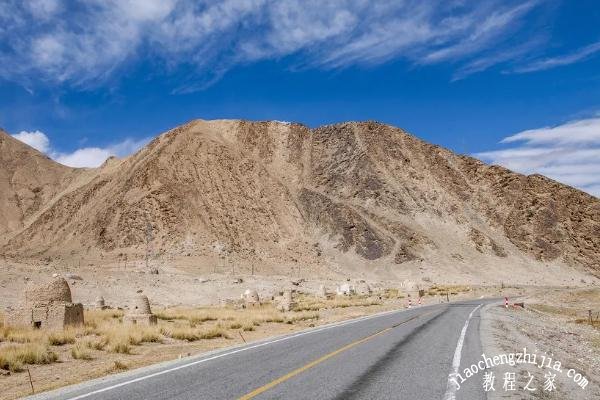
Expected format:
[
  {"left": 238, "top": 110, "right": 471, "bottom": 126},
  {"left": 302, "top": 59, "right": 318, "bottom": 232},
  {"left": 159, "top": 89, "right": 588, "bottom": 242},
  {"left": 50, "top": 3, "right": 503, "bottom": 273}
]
[
  {"left": 242, "top": 289, "right": 260, "bottom": 307},
  {"left": 5, "top": 277, "right": 84, "bottom": 330},
  {"left": 124, "top": 295, "right": 157, "bottom": 326}
]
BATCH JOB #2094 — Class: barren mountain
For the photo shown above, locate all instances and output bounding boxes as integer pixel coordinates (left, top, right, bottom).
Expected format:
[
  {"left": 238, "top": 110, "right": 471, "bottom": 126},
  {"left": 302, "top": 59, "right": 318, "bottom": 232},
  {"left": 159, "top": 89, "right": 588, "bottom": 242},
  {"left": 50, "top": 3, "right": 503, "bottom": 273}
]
[
  {"left": 0, "top": 130, "right": 82, "bottom": 240},
  {"left": 1, "top": 120, "right": 598, "bottom": 280}
]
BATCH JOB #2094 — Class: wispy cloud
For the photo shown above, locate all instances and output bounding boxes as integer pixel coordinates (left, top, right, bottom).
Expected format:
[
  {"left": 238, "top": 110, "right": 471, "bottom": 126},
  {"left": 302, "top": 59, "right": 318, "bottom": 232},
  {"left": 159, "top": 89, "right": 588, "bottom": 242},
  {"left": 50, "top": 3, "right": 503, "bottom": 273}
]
[
  {"left": 11, "top": 130, "right": 149, "bottom": 168},
  {"left": 0, "top": 0, "right": 549, "bottom": 90},
  {"left": 513, "top": 40, "right": 600, "bottom": 73},
  {"left": 476, "top": 116, "right": 600, "bottom": 198}
]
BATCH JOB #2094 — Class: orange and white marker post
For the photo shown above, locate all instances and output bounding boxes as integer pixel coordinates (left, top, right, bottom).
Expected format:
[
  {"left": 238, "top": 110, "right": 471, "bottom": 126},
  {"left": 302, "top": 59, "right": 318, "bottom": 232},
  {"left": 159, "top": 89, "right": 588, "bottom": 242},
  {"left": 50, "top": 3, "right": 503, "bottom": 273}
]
[
  {"left": 505, "top": 297, "right": 509, "bottom": 308},
  {"left": 407, "top": 298, "right": 412, "bottom": 308},
  {"left": 418, "top": 297, "right": 422, "bottom": 306}
]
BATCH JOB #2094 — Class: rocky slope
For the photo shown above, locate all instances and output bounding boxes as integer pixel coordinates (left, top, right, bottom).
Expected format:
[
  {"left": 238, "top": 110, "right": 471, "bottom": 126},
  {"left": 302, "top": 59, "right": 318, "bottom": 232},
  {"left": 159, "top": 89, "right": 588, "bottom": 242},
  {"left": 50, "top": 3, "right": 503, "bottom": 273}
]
[
  {"left": 0, "top": 130, "right": 80, "bottom": 239},
  {"left": 1, "top": 120, "right": 598, "bottom": 280}
]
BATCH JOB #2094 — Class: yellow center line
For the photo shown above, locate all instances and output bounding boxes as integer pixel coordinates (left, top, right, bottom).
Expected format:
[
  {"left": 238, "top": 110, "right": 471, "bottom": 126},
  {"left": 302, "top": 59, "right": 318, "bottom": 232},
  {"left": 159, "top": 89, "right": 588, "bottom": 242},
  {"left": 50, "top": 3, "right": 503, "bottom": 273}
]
[{"left": 238, "top": 311, "right": 433, "bottom": 400}]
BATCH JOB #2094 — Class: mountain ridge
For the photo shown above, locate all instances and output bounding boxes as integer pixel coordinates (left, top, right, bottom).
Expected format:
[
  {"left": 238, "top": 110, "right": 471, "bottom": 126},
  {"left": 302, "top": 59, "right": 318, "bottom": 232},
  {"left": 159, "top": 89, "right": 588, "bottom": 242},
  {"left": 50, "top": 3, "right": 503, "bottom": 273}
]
[{"left": 1, "top": 120, "right": 598, "bottom": 280}]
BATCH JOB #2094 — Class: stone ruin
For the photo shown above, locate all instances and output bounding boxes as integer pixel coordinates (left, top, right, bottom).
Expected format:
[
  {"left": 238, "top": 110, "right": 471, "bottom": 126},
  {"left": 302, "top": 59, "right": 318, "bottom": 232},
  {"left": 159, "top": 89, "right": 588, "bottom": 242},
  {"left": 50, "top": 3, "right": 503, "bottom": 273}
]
[
  {"left": 336, "top": 283, "right": 355, "bottom": 296},
  {"left": 124, "top": 295, "right": 157, "bottom": 326},
  {"left": 4, "top": 278, "right": 84, "bottom": 330},
  {"left": 317, "top": 285, "right": 328, "bottom": 299},
  {"left": 277, "top": 289, "right": 297, "bottom": 312},
  {"left": 355, "top": 282, "right": 372, "bottom": 296},
  {"left": 95, "top": 296, "right": 108, "bottom": 310},
  {"left": 242, "top": 289, "right": 260, "bottom": 307},
  {"left": 400, "top": 279, "right": 418, "bottom": 291}
]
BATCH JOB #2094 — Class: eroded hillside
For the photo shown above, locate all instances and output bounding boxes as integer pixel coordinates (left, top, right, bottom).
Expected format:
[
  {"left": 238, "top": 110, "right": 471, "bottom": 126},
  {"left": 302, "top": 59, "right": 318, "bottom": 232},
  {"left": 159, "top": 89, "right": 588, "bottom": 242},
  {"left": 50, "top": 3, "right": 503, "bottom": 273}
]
[{"left": 1, "top": 120, "right": 598, "bottom": 278}]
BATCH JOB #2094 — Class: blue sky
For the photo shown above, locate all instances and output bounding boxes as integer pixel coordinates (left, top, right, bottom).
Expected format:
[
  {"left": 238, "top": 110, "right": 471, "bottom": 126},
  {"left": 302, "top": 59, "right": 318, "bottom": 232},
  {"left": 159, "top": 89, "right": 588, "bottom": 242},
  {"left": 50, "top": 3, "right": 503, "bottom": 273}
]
[{"left": 1, "top": 0, "right": 599, "bottom": 197}]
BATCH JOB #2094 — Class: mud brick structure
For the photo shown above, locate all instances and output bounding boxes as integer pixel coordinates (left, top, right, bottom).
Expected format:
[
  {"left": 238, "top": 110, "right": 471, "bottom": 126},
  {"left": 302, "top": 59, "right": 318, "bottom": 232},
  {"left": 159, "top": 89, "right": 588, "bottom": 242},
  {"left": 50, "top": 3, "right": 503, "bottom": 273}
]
[
  {"left": 124, "top": 295, "right": 157, "bottom": 326},
  {"left": 277, "top": 289, "right": 297, "bottom": 312},
  {"left": 5, "top": 278, "right": 84, "bottom": 330},
  {"left": 95, "top": 296, "right": 108, "bottom": 310}
]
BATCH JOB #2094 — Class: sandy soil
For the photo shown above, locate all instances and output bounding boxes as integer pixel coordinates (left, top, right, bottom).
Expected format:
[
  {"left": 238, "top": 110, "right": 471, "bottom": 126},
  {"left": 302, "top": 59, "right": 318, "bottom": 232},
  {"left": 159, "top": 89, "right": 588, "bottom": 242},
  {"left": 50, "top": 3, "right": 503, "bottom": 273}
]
[
  {"left": 481, "top": 288, "right": 600, "bottom": 399},
  {"left": 2, "top": 256, "right": 595, "bottom": 310}
]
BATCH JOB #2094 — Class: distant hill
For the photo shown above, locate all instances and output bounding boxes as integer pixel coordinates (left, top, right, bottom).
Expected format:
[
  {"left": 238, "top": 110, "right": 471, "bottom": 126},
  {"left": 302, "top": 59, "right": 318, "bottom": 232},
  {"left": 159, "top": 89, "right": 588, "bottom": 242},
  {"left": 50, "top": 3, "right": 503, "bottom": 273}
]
[{"left": 1, "top": 120, "right": 598, "bottom": 279}]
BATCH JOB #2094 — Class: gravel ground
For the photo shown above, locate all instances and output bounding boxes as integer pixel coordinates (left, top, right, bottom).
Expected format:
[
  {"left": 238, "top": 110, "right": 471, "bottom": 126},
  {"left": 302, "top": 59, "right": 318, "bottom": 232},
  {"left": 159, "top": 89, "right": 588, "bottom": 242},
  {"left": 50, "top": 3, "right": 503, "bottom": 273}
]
[{"left": 481, "top": 289, "right": 600, "bottom": 399}]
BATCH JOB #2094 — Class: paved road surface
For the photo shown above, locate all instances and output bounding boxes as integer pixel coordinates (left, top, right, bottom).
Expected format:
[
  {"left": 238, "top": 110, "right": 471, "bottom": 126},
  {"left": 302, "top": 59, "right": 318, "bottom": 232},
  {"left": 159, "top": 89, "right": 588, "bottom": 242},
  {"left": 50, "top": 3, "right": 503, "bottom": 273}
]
[{"left": 28, "top": 299, "right": 497, "bottom": 400}]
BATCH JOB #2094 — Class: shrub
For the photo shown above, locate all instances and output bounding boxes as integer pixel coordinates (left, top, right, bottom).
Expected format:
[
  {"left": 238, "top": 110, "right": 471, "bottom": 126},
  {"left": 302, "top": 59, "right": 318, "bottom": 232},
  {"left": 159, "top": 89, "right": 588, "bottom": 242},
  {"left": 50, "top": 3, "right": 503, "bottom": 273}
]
[
  {"left": 1, "top": 327, "right": 47, "bottom": 344},
  {"left": 48, "top": 330, "right": 76, "bottom": 346},
  {"left": 160, "top": 326, "right": 227, "bottom": 341},
  {"left": 285, "top": 312, "right": 320, "bottom": 324},
  {"left": 71, "top": 343, "right": 93, "bottom": 360},
  {"left": 84, "top": 337, "right": 107, "bottom": 351},
  {"left": 106, "top": 360, "right": 128, "bottom": 373},
  {"left": 0, "top": 344, "right": 58, "bottom": 372},
  {"left": 107, "top": 341, "right": 131, "bottom": 354}
]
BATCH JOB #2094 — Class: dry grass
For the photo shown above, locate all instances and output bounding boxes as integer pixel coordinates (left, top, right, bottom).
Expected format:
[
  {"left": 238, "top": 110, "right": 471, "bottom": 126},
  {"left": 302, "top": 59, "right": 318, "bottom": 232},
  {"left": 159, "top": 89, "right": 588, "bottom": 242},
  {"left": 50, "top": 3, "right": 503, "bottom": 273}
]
[
  {"left": 0, "top": 298, "right": 366, "bottom": 376},
  {"left": 106, "top": 360, "right": 129, "bottom": 373},
  {"left": 0, "top": 343, "right": 58, "bottom": 372},
  {"left": 96, "top": 323, "right": 162, "bottom": 354},
  {"left": 241, "top": 322, "right": 255, "bottom": 331},
  {"left": 328, "top": 297, "right": 382, "bottom": 309},
  {"left": 382, "top": 288, "right": 404, "bottom": 299},
  {"left": 284, "top": 312, "right": 319, "bottom": 324},
  {"left": 0, "top": 325, "right": 47, "bottom": 344},
  {"left": 426, "top": 285, "right": 471, "bottom": 296},
  {"left": 156, "top": 304, "right": 287, "bottom": 327},
  {"left": 160, "top": 325, "right": 227, "bottom": 341},
  {"left": 48, "top": 329, "right": 77, "bottom": 346},
  {"left": 529, "top": 303, "right": 579, "bottom": 316},
  {"left": 295, "top": 294, "right": 382, "bottom": 312},
  {"left": 155, "top": 309, "right": 217, "bottom": 326},
  {"left": 71, "top": 343, "right": 93, "bottom": 360},
  {"left": 83, "top": 337, "right": 107, "bottom": 351}
]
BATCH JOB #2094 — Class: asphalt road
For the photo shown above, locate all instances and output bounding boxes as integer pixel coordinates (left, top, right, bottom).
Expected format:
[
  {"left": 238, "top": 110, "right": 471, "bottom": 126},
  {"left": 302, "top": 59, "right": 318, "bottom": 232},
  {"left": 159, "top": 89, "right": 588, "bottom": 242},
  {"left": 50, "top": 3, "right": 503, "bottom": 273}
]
[{"left": 28, "top": 299, "right": 497, "bottom": 400}]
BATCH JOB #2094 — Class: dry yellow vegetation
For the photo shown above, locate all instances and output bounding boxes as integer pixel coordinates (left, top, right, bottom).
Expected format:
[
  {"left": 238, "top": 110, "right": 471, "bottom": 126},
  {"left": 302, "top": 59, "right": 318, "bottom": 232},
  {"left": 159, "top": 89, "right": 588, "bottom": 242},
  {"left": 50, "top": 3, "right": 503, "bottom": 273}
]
[
  {"left": 294, "top": 294, "right": 382, "bottom": 312},
  {"left": 0, "top": 300, "right": 326, "bottom": 374},
  {"left": 426, "top": 285, "right": 471, "bottom": 296},
  {"left": 0, "top": 343, "right": 57, "bottom": 372}
]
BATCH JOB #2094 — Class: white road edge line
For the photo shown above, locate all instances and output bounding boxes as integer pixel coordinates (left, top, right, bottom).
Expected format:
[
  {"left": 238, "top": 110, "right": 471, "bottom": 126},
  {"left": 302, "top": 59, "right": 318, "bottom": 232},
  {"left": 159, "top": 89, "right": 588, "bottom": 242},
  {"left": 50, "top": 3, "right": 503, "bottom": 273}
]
[
  {"left": 443, "top": 304, "right": 482, "bottom": 400},
  {"left": 61, "top": 306, "right": 420, "bottom": 400}
]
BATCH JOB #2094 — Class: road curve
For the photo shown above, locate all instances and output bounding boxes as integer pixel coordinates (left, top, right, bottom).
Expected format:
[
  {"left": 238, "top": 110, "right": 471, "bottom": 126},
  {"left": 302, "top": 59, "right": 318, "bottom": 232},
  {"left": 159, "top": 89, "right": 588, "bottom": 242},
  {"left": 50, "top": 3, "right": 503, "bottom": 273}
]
[{"left": 27, "top": 299, "right": 496, "bottom": 400}]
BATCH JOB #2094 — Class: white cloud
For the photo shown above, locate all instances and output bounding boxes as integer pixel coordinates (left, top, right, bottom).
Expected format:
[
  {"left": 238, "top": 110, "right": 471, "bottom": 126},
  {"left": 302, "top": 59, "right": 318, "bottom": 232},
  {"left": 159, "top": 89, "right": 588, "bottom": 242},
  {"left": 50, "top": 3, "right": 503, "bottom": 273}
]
[
  {"left": 513, "top": 41, "right": 600, "bottom": 73},
  {"left": 12, "top": 129, "right": 148, "bottom": 168},
  {"left": 0, "top": 0, "right": 549, "bottom": 89},
  {"left": 421, "top": 1, "right": 537, "bottom": 64},
  {"left": 12, "top": 130, "right": 51, "bottom": 152},
  {"left": 54, "top": 147, "right": 114, "bottom": 168},
  {"left": 476, "top": 116, "right": 600, "bottom": 198},
  {"left": 500, "top": 117, "right": 600, "bottom": 146}
]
